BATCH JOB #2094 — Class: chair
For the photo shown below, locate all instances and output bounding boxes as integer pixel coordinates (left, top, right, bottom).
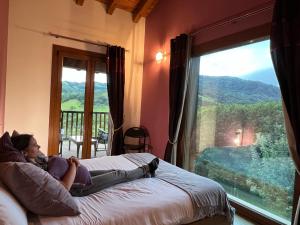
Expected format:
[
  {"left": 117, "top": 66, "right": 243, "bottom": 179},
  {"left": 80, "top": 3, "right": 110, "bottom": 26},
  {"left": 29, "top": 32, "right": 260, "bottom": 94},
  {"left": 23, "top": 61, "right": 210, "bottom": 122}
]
[
  {"left": 95, "top": 128, "right": 109, "bottom": 157},
  {"left": 59, "top": 129, "right": 66, "bottom": 156},
  {"left": 123, "top": 127, "right": 148, "bottom": 153}
]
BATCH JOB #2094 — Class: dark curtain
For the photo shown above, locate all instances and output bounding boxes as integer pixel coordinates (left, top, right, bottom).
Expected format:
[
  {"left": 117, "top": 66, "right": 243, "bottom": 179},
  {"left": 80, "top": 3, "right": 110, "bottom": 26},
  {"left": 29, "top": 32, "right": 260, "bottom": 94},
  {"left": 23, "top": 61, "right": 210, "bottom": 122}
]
[
  {"left": 164, "top": 34, "right": 191, "bottom": 163},
  {"left": 106, "top": 46, "right": 125, "bottom": 155},
  {"left": 270, "top": 1, "right": 300, "bottom": 224}
]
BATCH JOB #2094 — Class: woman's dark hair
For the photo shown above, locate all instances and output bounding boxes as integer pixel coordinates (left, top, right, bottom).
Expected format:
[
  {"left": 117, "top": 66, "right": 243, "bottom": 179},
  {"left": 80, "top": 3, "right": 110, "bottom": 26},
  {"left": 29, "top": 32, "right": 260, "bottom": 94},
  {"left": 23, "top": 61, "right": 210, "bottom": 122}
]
[{"left": 11, "top": 134, "right": 33, "bottom": 151}]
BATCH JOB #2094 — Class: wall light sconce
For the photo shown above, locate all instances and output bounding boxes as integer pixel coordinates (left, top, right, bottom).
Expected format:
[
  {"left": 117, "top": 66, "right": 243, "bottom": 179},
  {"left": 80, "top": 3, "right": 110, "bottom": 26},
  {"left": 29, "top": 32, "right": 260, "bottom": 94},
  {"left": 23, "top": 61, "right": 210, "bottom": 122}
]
[
  {"left": 233, "top": 129, "right": 242, "bottom": 146},
  {"left": 155, "top": 51, "right": 166, "bottom": 63}
]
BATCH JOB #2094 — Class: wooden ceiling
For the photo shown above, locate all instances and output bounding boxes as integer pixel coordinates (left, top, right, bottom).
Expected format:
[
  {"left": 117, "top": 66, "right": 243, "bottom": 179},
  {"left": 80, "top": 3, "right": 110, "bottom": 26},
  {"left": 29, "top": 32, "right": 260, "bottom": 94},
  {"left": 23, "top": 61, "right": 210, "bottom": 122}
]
[{"left": 75, "top": 0, "right": 159, "bottom": 23}]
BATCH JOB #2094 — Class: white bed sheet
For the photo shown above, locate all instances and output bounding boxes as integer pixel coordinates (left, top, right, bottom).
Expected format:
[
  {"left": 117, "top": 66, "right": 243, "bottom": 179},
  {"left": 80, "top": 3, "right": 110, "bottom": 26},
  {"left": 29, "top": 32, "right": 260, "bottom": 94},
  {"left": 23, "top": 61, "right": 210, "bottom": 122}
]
[{"left": 38, "top": 155, "right": 196, "bottom": 225}]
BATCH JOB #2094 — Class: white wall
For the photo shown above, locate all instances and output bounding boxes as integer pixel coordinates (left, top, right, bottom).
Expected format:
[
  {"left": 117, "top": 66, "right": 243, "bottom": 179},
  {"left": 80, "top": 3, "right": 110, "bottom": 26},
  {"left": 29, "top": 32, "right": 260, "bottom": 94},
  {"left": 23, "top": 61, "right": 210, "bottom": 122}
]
[{"left": 5, "top": 0, "right": 145, "bottom": 154}]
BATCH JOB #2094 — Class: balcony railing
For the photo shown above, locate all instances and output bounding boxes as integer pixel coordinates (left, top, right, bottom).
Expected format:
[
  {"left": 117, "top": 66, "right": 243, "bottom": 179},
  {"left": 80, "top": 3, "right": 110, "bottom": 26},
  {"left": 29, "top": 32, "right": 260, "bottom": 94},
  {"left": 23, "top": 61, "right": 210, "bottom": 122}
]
[{"left": 60, "top": 110, "right": 109, "bottom": 139}]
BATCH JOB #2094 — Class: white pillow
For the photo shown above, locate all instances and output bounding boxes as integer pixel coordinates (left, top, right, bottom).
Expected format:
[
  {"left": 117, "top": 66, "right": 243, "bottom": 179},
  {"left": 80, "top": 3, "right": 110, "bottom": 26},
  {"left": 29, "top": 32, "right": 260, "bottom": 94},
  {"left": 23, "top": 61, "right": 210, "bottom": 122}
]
[{"left": 0, "top": 182, "right": 28, "bottom": 225}]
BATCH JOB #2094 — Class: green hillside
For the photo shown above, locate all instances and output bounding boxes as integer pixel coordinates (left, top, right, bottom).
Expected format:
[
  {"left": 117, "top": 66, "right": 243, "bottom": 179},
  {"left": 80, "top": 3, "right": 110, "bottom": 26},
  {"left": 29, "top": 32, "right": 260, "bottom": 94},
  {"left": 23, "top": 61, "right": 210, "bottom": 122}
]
[
  {"left": 61, "top": 81, "right": 109, "bottom": 112},
  {"left": 61, "top": 76, "right": 281, "bottom": 111},
  {"left": 198, "top": 75, "right": 280, "bottom": 105}
]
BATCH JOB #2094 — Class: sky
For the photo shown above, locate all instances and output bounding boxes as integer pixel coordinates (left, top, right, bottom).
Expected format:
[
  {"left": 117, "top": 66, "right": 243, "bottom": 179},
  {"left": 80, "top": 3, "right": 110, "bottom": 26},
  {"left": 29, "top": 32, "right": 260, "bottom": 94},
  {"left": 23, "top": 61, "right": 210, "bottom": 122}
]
[
  {"left": 62, "top": 68, "right": 107, "bottom": 83},
  {"left": 62, "top": 40, "right": 273, "bottom": 82},
  {"left": 199, "top": 39, "right": 274, "bottom": 77}
]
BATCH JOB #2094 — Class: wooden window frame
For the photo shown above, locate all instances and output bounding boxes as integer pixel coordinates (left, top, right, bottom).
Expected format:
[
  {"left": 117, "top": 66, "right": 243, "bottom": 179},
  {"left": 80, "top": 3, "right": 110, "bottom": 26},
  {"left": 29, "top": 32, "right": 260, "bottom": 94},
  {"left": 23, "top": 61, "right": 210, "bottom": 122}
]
[
  {"left": 48, "top": 45, "right": 106, "bottom": 159},
  {"left": 192, "top": 23, "right": 300, "bottom": 225}
]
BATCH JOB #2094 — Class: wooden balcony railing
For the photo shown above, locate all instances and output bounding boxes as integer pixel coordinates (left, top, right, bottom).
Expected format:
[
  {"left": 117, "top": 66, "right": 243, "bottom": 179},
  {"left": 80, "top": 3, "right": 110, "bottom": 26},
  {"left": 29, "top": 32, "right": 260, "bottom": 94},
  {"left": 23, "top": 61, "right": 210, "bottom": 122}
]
[{"left": 60, "top": 110, "right": 109, "bottom": 139}]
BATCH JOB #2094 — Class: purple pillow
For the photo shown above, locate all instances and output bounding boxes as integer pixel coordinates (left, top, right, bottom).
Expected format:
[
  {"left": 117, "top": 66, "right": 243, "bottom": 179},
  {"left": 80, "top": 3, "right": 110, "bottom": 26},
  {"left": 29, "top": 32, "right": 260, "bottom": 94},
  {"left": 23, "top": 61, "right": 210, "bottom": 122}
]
[
  {"left": 47, "top": 156, "right": 92, "bottom": 186},
  {"left": 11, "top": 130, "right": 20, "bottom": 137},
  {"left": 0, "top": 162, "right": 80, "bottom": 216},
  {"left": 0, "top": 132, "right": 26, "bottom": 163}
]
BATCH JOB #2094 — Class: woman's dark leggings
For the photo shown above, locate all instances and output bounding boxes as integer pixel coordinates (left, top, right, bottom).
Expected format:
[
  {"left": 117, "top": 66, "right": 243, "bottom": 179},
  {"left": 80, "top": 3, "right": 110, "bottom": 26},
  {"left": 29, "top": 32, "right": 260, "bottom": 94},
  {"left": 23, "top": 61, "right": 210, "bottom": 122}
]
[{"left": 70, "top": 167, "right": 146, "bottom": 197}]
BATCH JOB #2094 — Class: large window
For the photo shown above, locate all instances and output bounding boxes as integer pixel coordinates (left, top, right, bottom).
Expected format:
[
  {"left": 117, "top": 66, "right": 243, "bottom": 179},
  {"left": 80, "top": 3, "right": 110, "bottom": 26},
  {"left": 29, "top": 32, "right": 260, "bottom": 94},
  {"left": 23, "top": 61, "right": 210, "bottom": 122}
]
[{"left": 193, "top": 39, "right": 295, "bottom": 224}]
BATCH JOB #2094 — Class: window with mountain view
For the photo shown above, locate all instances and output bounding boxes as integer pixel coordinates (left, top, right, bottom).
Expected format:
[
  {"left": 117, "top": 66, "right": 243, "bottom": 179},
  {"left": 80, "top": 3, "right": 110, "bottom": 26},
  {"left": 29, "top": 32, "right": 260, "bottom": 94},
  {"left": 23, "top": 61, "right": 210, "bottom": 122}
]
[{"left": 194, "top": 39, "right": 295, "bottom": 224}]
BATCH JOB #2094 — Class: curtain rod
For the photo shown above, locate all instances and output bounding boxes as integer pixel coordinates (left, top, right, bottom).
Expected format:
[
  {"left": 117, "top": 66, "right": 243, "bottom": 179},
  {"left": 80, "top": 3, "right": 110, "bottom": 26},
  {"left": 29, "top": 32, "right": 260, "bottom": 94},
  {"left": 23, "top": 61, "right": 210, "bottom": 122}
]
[
  {"left": 14, "top": 26, "right": 129, "bottom": 52},
  {"left": 48, "top": 32, "right": 129, "bottom": 52},
  {"left": 190, "top": 1, "right": 274, "bottom": 37},
  {"left": 48, "top": 32, "right": 109, "bottom": 48}
]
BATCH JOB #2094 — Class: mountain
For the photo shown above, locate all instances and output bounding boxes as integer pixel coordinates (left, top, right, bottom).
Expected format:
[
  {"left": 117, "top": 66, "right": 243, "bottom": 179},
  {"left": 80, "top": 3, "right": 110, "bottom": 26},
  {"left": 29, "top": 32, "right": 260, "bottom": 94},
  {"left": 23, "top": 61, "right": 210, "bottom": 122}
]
[
  {"left": 61, "top": 81, "right": 108, "bottom": 111},
  {"left": 62, "top": 75, "right": 281, "bottom": 110},
  {"left": 62, "top": 81, "right": 107, "bottom": 94},
  {"left": 198, "top": 75, "right": 281, "bottom": 104},
  {"left": 240, "top": 68, "right": 279, "bottom": 87}
]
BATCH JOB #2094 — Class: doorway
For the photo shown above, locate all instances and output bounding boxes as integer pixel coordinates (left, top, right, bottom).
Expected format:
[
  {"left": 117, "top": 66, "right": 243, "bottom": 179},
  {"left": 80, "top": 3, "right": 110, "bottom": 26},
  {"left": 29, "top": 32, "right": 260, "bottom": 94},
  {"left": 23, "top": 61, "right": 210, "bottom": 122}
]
[{"left": 48, "top": 45, "right": 109, "bottom": 159}]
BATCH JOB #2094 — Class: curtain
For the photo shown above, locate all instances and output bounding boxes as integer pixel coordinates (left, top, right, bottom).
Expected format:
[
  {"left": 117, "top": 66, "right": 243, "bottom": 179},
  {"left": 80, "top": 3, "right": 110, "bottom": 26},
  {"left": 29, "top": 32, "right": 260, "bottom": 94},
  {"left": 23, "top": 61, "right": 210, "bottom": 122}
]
[
  {"left": 106, "top": 46, "right": 125, "bottom": 156},
  {"left": 177, "top": 57, "right": 200, "bottom": 169},
  {"left": 164, "top": 34, "right": 191, "bottom": 164},
  {"left": 270, "top": 1, "right": 300, "bottom": 224}
]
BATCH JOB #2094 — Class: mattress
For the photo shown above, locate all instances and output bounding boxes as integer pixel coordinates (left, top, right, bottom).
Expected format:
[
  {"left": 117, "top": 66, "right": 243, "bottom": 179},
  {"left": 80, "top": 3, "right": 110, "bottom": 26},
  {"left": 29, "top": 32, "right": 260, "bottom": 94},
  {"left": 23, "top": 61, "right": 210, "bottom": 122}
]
[{"left": 37, "top": 154, "right": 232, "bottom": 225}]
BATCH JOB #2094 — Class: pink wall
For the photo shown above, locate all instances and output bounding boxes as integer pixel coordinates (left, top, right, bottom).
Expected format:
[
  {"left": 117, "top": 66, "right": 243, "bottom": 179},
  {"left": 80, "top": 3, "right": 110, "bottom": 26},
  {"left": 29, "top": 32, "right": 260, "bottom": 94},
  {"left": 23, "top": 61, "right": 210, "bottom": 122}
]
[
  {"left": 0, "top": 0, "right": 9, "bottom": 135},
  {"left": 141, "top": 0, "right": 274, "bottom": 159}
]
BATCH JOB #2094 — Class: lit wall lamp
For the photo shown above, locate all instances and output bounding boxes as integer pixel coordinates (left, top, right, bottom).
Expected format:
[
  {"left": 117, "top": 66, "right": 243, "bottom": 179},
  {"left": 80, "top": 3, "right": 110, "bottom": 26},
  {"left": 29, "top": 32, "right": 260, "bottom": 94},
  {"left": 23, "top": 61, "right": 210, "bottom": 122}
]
[
  {"left": 155, "top": 51, "right": 166, "bottom": 63},
  {"left": 234, "top": 129, "right": 242, "bottom": 146}
]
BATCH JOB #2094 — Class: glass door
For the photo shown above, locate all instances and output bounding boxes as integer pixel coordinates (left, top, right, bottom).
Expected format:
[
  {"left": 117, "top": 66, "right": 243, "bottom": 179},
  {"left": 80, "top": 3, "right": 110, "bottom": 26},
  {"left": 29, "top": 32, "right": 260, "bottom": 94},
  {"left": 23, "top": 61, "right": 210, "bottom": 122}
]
[
  {"left": 91, "top": 59, "right": 109, "bottom": 158},
  {"left": 48, "top": 45, "right": 108, "bottom": 159},
  {"left": 59, "top": 56, "right": 87, "bottom": 159}
]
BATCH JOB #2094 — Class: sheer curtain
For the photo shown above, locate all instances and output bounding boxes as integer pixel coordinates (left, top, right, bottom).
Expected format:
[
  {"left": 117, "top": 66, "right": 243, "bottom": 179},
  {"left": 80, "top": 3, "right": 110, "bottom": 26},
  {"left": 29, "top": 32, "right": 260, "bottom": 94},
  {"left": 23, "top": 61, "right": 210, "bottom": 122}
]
[
  {"left": 270, "top": 1, "right": 300, "bottom": 224},
  {"left": 177, "top": 57, "right": 199, "bottom": 169},
  {"left": 106, "top": 46, "right": 125, "bottom": 156}
]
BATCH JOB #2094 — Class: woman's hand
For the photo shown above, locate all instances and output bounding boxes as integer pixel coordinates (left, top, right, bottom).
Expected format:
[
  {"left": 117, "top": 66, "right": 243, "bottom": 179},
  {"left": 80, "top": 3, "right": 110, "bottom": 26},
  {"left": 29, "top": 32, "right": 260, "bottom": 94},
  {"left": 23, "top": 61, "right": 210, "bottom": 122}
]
[
  {"left": 67, "top": 158, "right": 77, "bottom": 167},
  {"left": 60, "top": 158, "right": 78, "bottom": 191},
  {"left": 68, "top": 156, "right": 80, "bottom": 168}
]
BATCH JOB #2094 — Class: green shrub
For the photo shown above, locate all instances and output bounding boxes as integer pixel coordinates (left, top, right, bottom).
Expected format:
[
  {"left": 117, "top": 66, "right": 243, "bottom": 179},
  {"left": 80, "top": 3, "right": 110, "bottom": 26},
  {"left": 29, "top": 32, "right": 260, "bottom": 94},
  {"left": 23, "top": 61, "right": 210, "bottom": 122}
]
[{"left": 195, "top": 147, "right": 295, "bottom": 219}]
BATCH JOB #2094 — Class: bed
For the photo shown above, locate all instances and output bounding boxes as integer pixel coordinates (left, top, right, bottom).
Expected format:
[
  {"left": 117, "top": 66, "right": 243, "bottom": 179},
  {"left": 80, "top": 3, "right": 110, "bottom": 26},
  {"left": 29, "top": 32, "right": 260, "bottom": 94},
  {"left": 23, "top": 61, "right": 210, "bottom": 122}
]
[{"left": 33, "top": 153, "right": 234, "bottom": 225}]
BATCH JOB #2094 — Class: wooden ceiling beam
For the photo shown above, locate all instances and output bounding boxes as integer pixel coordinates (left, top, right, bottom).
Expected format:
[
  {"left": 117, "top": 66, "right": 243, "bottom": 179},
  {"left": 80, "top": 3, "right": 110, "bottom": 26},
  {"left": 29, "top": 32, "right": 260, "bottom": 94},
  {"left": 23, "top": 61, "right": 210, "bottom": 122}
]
[
  {"left": 132, "top": 0, "right": 158, "bottom": 23},
  {"left": 75, "top": 0, "right": 85, "bottom": 6},
  {"left": 107, "top": 0, "right": 118, "bottom": 15}
]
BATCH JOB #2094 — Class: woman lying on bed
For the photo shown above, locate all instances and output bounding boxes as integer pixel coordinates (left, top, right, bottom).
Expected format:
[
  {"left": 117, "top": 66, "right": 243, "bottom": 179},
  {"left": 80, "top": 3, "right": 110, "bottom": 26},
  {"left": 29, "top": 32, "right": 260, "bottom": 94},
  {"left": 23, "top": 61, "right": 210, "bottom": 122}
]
[{"left": 11, "top": 134, "right": 159, "bottom": 197}]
